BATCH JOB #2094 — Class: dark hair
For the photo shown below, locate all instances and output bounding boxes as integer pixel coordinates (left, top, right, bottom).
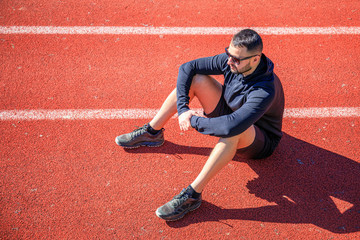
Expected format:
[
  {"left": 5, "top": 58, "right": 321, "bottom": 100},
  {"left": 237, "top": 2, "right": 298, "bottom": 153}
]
[{"left": 232, "top": 29, "right": 263, "bottom": 53}]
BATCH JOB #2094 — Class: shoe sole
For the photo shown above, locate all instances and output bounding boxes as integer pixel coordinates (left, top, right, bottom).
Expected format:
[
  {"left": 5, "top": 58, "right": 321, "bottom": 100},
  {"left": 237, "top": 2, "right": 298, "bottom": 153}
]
[
  {"left": 155, "top": 201, "right": 202, "bottom": 221},
  {"left": 115, "top": 137, "right": 164, "bottom": 149}
]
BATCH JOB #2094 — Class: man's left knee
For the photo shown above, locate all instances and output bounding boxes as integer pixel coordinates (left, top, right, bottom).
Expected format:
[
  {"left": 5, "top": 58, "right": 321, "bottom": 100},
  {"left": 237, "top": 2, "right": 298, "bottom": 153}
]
[
  {"left": 237, "top": 125, "right": 256, "bottom": 148},
  {"left": 217, "top": 126, "right": 255, "bottom": 148}
]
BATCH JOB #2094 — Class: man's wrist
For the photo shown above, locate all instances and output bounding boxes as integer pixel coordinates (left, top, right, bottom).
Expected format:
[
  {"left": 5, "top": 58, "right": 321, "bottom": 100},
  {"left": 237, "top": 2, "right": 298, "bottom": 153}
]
[
  {"left": 178, "top": 107, "right": 190, "bottom": 116},
  {"left": 190, "top": 115, "right": 199, "bottom": 128}
]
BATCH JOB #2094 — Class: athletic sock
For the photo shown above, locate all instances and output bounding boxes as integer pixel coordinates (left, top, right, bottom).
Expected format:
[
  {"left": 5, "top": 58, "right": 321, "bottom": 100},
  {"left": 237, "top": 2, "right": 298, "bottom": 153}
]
[
  {"left": 147, "top": 124, "right": 161, "bottom": 135},
  {"left": 188, "top": 185, "right": 202, "bottom": 198}
]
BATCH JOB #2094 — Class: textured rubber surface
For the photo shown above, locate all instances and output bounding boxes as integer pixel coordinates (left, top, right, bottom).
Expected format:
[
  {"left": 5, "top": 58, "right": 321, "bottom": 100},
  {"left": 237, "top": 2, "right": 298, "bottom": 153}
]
[{"left": 0, "top": 0, "right": 359, "bottom": 239}]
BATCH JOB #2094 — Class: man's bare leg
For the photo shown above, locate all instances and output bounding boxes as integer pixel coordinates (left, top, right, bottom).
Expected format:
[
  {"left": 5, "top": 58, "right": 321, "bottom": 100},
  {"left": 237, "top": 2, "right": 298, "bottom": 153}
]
[
  {"left": 116, "top": 74, "right": 222, "bottom": 148},
  {"left": 151, "top": 75, "right": 256, "bottom": 193},
  {"left": 156, "top": 125, "right": 256, "bottom": 220},
  {"left": 149, "top": 74, "right": 222, "bottom": 130},
  {"left": 190, "top": 125, "right": 256, "bottom": 193},
  {"left": 149, "top": 88, "right": 178, "bottom": 130}
]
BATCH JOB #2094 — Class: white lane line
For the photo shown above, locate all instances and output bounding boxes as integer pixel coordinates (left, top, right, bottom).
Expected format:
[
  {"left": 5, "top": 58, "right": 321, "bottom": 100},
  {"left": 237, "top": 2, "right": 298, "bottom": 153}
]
[
  {"left": 0, "top": 107, "right": 359, "bottom": 121},
  {"left": 284, "top": 107, "right": 360, "bottom": 118},
  {"left": 1, "top": 26, "right": 360, "bottom": 35}
]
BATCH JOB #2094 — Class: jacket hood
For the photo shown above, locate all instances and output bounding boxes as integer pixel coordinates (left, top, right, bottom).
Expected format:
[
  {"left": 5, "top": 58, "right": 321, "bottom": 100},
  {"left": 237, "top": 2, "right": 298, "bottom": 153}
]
[{"left": 244, "top": 54, "right": 274, "bottom": 82}]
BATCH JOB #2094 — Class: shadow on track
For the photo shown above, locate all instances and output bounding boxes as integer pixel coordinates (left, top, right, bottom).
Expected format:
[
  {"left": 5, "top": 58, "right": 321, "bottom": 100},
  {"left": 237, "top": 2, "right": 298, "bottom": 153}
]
[
  {"left": 125, "top": 133, "right": 360, "bottom": 233},
  {"left": 124, "top": 140, "right": 213, "bottom": 158}
]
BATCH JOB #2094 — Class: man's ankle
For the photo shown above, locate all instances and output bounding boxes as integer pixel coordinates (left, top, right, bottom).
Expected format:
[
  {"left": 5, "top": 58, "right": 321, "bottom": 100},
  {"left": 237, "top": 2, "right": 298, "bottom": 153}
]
[
  {"left": 147, "top": 123, "right": 161, "bottom": 135},
  {"left": 188, "top": 185, "right": 202, "bottom": 198}
]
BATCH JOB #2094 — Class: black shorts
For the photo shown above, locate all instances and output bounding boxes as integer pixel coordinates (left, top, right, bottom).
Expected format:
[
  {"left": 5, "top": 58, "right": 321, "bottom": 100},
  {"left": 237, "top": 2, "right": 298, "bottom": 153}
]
[{"left": 204, "top": 93, "right": 276, "bottom": 160}]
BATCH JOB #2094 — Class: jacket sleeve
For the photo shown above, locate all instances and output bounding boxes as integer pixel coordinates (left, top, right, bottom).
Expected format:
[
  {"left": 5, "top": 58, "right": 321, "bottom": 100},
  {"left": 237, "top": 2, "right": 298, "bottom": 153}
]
[
  {"left": 176, "top": 53, "right": 228, "bottom": 116},
  {"left": 190, "top": 86, "right": 275, "bottom": 138}
]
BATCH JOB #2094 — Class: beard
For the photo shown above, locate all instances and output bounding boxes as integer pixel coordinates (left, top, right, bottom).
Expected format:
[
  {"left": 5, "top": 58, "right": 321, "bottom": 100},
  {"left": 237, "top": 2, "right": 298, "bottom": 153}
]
[{"left": 230, "top": 62, "right": 252, "bottom": 75}]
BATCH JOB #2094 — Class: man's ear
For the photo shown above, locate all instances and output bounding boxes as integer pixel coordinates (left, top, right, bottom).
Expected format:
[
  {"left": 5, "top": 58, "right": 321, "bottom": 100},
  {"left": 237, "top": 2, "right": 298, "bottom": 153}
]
[{"left": 253, "top": 55, "right": 260, "bottom": 63}]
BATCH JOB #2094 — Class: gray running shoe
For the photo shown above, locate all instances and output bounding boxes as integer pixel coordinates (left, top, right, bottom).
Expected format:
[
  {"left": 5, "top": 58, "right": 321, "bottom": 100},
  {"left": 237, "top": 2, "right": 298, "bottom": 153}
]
[
  {"left": 156, "top": 187, "right": 202, "bottom": 221},
  {"left": 115, "top": 124, "right": 164, "bottom": 148}
]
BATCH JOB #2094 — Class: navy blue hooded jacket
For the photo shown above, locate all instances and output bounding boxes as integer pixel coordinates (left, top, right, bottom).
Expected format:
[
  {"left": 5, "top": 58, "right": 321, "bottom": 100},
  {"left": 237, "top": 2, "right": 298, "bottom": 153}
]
[{"left": 176, "top": 52, "right": 285, "bottom": 144}]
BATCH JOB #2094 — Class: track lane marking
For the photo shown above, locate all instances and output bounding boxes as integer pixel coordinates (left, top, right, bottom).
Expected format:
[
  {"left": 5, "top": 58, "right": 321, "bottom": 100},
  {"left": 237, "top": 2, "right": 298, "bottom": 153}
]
[
  {"left": 0, "top": 107, "right": 359, "bottom": 121},
  {"left": 1, "top": 26, "right": 360, "bottom": 35}
]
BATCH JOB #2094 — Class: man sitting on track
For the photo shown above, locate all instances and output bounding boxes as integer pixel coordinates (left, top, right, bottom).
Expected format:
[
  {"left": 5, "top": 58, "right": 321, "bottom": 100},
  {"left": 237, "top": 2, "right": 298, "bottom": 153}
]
[{"left": 115, "top": 29, "right": 285, "bottom": 221}]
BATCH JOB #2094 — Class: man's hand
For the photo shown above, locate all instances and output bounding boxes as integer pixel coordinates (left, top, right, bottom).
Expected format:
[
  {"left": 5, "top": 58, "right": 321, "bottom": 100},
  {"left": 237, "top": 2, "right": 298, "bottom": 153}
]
[{"left": 178, "top": 110, "right": 201, "bottom": 131}]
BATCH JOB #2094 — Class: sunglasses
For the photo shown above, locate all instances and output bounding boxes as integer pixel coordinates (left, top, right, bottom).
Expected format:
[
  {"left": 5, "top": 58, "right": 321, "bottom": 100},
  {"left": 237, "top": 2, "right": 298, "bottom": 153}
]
[{"left": 225, "top": 47, "right": 259, "bottom": 65}]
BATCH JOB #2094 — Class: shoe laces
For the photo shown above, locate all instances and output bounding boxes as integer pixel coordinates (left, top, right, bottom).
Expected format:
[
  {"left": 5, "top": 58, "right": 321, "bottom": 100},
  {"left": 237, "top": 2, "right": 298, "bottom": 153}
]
[
  {"left": 170, "top": 189, "right": 190, "bottom": 208},
  {"left": 129, "top": 125, "right": 148, "bottom": 138}
]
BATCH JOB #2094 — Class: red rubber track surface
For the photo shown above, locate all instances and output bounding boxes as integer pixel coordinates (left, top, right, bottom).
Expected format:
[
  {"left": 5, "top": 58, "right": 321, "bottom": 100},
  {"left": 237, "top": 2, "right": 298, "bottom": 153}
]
[
  {"left": 1, "top": 35, "right": 359, "bottom": 109},
  {"left": 1, "top": 0, "right": 359, "bottom": 239},
  {"left": 0, "top": 0, "right": 359, "bottom": 27}
]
